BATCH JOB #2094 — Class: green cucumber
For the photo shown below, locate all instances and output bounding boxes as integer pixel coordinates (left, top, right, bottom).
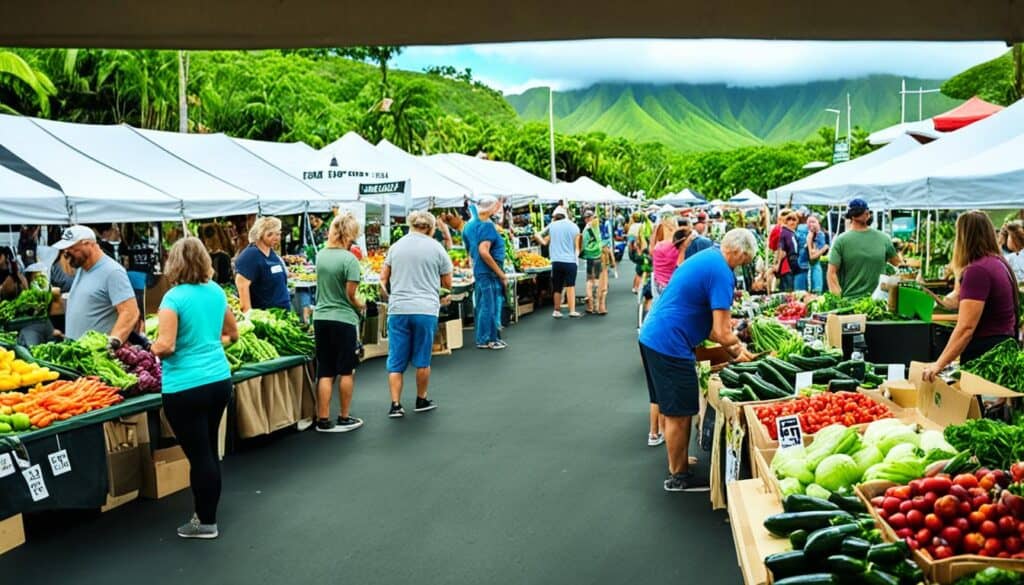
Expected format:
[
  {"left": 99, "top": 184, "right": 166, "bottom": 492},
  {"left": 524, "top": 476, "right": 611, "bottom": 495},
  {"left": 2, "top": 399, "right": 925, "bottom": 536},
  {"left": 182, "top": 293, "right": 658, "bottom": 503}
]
[
  {"left": 719, "top": 389, "right": 744, "bottom": 401},
  {"left": 766, "top": 356, "right": 802, "bottom": 380},
  {"left": 758, "top": 361, "right": 796, "bottom": 394},
  {"left": 763, "top": 511, "right": 856, "bottom": 537},
  {"left": 789, "top": 529, "right": 810, "bottom": 550},
  {"left": 741, "top": 385, "right": 759, "bottom": 403},
  {"left": 729, "top": 361, "right": 762, "bottom": 373},
  {"left": 889, "top": 559, "right": 924, "bottom": 584},
  {"left": 739, "top": 372, "right": 790, "bottom": 400},
  {"left": 825, "top": 554, "right": 868, "bottom": 575},
  {"left": 835, "top": 360, "right": 867, "bottom": 381},
  {"left": 788, "top": 354, "right": 839, "bottom": 370},
  {"left": 764, "top": 550, "right": 810, "bottom": 580},
  {"left": 865, "top": 542, "right": 908, "bottom": 566},
  {"left": 803, "top": 523, "right": 863, "bottom": 557},
  {"left": 811, "top": 368, "right": 851, "bottom": 384},
  {"left": 783, "top": 494, "right": 841, "bottom": 513},
  {"left": 860, "top": 569, "right": 900, "bottom": 585},
  {"left": 828, "top": 492, "right": 867, "bottom": 514},
  {"left": 864, "top": 372, "right": 885, "bottom": 386},
  {"left": 719, "top": 368, "right": 742, "bottom": 388},
  {"left": 772, "top": 574, "right": 838, "bottom": 585},
  {"left": 838, "top": 537, "right": 871, "bottom": 558},
  {"left": 827, "top": 379, "right": 860, "bottom": 392}
]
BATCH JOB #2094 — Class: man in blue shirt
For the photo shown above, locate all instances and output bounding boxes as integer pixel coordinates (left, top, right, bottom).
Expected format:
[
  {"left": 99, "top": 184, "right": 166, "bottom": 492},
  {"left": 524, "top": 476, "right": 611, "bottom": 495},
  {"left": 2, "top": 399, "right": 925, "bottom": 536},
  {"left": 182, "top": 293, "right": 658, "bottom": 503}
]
[
  {"left": 638, "top": 228, "right": 757, "bottom": 492},
  {"left": 463, "top": 196, "right": 507, "bottom": 350}
]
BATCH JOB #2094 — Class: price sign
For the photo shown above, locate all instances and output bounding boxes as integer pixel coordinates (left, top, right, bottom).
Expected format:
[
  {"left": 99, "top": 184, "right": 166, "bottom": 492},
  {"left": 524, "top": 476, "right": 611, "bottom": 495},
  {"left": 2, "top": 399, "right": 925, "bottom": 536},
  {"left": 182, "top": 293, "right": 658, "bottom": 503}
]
[
  {"left": 48, "top": 449, "right": 71, "bottom": 477},
  {"left": 776, "top": 415, "right": 804, "bottom": 449},
  {"left": 887, "top": 364, "right": 906, "bottom": 381},
  {"left": 725, "top": 443, "right": 742, "bottom": 484},
  {"left": 23, "top": 464, "right": 49, "bottom": 502},
  {"left": 0, "top": 453, "right": 14, "bottom": 478},
  {"left": 795, "top": 371, "right": 814, "bottom": 392}
]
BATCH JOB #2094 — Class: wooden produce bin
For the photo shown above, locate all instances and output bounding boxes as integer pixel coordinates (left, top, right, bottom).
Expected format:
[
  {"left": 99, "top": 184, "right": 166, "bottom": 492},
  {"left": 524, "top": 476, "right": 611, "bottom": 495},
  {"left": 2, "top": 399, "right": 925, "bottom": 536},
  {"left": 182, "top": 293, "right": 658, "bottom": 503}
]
[
  {"left": 0, "top": 514, "right": 25, "bottom": 556},
  {"left": 726, "top": 479, "right": 790, "bottom": 585}
]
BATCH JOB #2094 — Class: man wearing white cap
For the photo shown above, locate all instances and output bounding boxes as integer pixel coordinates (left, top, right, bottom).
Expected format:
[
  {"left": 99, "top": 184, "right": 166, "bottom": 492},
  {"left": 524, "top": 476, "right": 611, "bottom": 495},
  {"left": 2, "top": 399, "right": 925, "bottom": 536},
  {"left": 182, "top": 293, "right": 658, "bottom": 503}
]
[
  {"left": 534, "top": 205, "right": 582, "bottom": 318},
  {"left": 463, "top": 197, "right": 508, "bottom": 349},
  {"left": 53, "top": 225, "right": 139, "bottom": 346}
]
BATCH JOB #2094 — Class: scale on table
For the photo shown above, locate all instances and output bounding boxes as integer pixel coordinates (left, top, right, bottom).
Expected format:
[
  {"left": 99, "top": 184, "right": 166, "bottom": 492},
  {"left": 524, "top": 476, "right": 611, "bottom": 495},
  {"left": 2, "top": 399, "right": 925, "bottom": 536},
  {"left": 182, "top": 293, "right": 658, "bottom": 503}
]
[{"left": 838, "top": 320, "right": 868, "bottom": 360}]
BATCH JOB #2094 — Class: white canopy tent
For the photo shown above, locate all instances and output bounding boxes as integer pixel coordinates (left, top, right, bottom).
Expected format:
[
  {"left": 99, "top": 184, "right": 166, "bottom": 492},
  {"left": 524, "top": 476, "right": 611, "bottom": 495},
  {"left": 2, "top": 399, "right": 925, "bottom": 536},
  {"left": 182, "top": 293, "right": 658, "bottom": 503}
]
[
  {"left": 768, "top": 134, "right": 923, "bottom": 207},
  {"left": 727, "top": 189, "right": 768, "bottom": 208},
  {"left": 0, "top": 163, "right": 69, "bottom": 224},
  {"left": 867, "top": 119, "right": 942, "bottom": 146},
  {"left": 33, "top": 117, "right": 259, "bottom": 219},
  {"left": 923, "top": 131, "right": 1024, "bottom": 209},
  {"left": 0, "top": 114, "right": 183, "bottom": 222},
  {"left": 563, "top": 176, "right": 635, "bottom": 205},
  {"left": 656, "top": 188, "right": 704, "bottom": 207},
  {"left": 424, "top": 153, "right": 562, "bottom": 206},
  {"left": 371, "top": 139, "right": 477, "bottom": 208},
  {"left": 817, "top": 99, "right": 1024, "bottom": 209},
  {"left": 134, "top": 128, "right": 334, "bottom": 214}
]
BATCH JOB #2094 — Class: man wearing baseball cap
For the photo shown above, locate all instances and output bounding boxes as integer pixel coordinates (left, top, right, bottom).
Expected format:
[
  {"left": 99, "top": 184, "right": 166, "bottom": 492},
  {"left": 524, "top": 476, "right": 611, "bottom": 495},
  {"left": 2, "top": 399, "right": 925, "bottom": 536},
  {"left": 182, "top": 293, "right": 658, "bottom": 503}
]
[
  {"left": 534, "top": 205, "right": 582, "bottom": 318},
  {"left": 463, "top": 197, "right": 508, "bottom": 349},
  {"left": 827, "top": 199, "right": 902, "bottom": 298},
  {"left": 53, "top": 225, "right": 139, "bottom": 345}
]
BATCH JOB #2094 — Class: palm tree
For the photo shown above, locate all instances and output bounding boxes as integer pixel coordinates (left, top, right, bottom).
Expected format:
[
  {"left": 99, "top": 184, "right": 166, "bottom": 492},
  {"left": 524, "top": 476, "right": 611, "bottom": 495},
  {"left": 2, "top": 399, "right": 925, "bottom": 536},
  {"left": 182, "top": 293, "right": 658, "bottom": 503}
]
[{"left": 0, "top": 51, "right": 57, "bottom": 115}]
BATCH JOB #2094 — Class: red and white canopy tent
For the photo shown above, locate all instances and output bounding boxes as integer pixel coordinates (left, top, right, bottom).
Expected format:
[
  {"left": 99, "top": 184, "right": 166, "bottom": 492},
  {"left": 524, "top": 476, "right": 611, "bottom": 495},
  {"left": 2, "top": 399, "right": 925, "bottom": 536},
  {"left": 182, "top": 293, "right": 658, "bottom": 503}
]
[{"left": 932, "top": 96, "right": 1005, "bottom": 132}]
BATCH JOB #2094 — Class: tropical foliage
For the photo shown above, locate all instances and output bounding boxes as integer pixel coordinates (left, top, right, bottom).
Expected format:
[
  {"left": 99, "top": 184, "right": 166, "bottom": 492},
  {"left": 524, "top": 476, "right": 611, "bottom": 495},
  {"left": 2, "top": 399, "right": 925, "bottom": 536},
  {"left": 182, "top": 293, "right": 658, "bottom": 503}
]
[{"left": 941, "top": 45, "right": 1024, "bottom": 107}]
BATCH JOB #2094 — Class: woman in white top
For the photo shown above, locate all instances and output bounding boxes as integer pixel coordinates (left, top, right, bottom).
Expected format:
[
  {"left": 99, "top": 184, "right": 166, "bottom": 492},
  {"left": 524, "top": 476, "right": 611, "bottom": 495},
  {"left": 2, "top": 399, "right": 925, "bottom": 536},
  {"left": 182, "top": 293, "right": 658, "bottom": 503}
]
[{"left": 1001, "top": 220, "right": 1024, "bottom": 281}]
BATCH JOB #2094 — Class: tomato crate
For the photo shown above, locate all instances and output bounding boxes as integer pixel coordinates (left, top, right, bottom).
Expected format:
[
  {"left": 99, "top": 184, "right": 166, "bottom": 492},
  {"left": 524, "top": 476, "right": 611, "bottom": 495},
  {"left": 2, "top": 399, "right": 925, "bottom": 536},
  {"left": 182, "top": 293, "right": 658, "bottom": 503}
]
[
  {"left": 855, "top": 482, "right": 1024, "bottom": 584},
  {"left": 744, "top": 391, "right": 899, "bottom": 453}
]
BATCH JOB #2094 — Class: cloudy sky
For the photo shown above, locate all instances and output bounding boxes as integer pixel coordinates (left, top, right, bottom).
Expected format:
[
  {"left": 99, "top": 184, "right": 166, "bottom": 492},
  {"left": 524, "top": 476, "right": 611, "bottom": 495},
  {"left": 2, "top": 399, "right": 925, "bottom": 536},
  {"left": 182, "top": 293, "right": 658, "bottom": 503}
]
[{"left": 393, "top": 40, "right": 1007, "bottom": 95}]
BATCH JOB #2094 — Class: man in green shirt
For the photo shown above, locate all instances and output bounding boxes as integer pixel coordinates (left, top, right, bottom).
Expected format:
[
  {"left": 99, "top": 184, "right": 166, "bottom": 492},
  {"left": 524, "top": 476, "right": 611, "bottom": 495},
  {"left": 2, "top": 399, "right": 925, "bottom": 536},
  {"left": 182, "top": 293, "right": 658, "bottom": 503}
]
[
  {"left": 582, "top": 210, "right": 606, "bottom": 313},
  {"left": 827, "top": 198, "right": 902, "bottom": 299}
]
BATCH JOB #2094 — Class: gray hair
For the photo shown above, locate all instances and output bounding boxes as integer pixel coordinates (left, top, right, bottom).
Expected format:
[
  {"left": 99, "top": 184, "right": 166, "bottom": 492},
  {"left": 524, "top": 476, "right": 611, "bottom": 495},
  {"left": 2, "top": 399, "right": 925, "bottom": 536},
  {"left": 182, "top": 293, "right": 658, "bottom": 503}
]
[
  {"left": 248, "top": 216, "right": 282, "bottom": 244},
  {"left": 407, "top": 210, "right": 437, "bottom": 233},
  {"left": 720, "top": 228, "right": 758, "bottom": 257}
]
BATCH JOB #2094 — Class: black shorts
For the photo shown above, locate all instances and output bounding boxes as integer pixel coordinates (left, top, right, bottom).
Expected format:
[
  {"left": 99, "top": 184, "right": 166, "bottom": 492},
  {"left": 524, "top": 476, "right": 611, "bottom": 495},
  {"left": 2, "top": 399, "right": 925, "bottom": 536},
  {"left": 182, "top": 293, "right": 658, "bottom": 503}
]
[
  {"left": 551, "top": 261, "right": 578, "bottom": 293},
  {"left": 586, "top": 257, "right": 603, "bottom": 279},
  {"left": 314, "top": 319, "right": 359, "bottom": 377},
  {"left": 639, "top": 342, "right": 699, "bottom": 416}
]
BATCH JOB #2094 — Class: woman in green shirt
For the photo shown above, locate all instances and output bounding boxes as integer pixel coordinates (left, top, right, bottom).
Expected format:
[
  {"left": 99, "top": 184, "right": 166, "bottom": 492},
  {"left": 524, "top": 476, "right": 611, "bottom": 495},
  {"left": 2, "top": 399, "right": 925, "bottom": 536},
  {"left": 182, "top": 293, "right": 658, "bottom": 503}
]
[
  {"left": 313, "top": 213, "right": 366, "bottom": 433},
  {"left": 582, "top": 211, "right": 606, "bottom": 314}
]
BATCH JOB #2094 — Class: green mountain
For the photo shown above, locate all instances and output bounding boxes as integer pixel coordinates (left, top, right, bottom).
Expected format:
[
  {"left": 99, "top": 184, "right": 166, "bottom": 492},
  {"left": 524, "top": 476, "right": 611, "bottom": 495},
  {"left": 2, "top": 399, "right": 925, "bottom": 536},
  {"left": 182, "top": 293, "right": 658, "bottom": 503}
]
[{"left": 506, "top": 76, "right": 961, "bottom": 151}]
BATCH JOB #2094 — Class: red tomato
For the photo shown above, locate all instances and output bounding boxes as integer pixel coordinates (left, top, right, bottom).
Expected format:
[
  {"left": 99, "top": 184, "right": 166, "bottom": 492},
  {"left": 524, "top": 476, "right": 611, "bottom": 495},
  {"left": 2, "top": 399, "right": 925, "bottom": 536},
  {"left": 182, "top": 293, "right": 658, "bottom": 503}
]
[
  {"left": 998, "top": 552, "right": 1012, "bottom": 559},
  {"left": 907, "top": 510, "right": 925, "bottom": 529},
  {"left": 922, "top": 492, "right": 939, "bottom": 509},
  {"left": 976, "top": 468, "right": 992, "bottom": 480},
  {"left": 949, "top": 485, "right": 970, "bottom": 500},
  {"left": 925, "top": 514, "right": 944, "bottom": 533},
  {"left": 968, "top": 511, "right": 987, "bottom": 528},
  {"left": 934, "top": 495, "right": 960, "bottom": 519},
  {"left": 1005, "top": 536, "right": 1022, "bottom": 554},
  {"left": 973, "top": 495, "right": 991, "bottom": 510},
  {"left": 882, "top": 497, "right": 901, "bottom": 514},
  {"left": 895, "top": 527, "right": 914, "bottom": 539},
  {"left": 963, "top": 532, "right": 985, "bottom": 554},
  {"left": 871, "top": 496, "right": 885, "bottom": 508},
  {"left": 992, "top": 470, "right": 1010, "bottom": 488},
  {"left": 954, "top": 517, "right": 971, "bottom": 533},
  {"left": 981, "top": 520, "right": 999, "bottom": 538},
  {"left": 916, "top": 528, "right": 932, "bottom": 544},
  {"left": 959, "top": 501, "right": 973, "bottom": 516},
  {"left": 1011, "top": 462, "right": 1024, "bottom": 483},
  {"left": 922, "top": 477, "right": 952, "bottom": 495},
  {"left": 1013, "top": 552, "right": 1024, "bottom": 560},
  {"left": 985, "top": 538, "right": 1003, "bottom": 555},
  {"left": 981, "top": 474, "right": 997, "bottom": 490},
  {"left": 905, "top": 537, "right": 919, "bottom": 550},
  {"left": 888, "top": 513, "right": 908, "bottom": 529},
  {"left": 955, "top": 474, "right": 980, "bottom": 489},
  {"left": 980, "top": 504, "right": 997, "bottom": 520},
  {"left": 940, "top": 526, "right": 962, "bottom": 547},
  {"left": 933, "top": 545, "right": 954, "bottom": 559},
  {"left": 995, "top": 503, "right": 1010, "bottom": 518},
  {"left": 908, "top": 479, "right": 923, "bottom": 496},
  {"left": 913, "top": 496, "right": 931, "bottom": 512},
  {"left": 999, "top": 516, "right": 1018, "bottom": 536}
]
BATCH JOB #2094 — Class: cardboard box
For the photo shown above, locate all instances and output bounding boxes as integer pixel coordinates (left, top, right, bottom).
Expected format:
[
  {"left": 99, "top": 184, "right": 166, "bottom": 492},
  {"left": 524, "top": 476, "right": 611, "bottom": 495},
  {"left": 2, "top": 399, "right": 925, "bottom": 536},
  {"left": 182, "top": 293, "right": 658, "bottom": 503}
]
[
  {"left": 878, "top": 379, "right": 919, "bottom": 409},
  {"left": 101, "top": 490, "right": 139, "bottom": 513},
  {"left": 826, "top": 313, "right": 867, "bottom": 350},
  {"left": 958, "top": 371, "right": 1024, "bottom": 401},
  {"left": 726, "top": 479, "right": 790, "bottom": 585},
  {"left": 104, "top": 414, "right": 148, "bottom": 497},
  {"left": 141, "top": 445, "right": 190, "bottom": 499},
  {"left": 907, "top": 361, "right": 991, "bottom": 426},
  {"left": 0, "top": 514, "right": 25, "bottom": 556},
  {"left": 856, "top": 481, "right": 1024, "bottom": 584},
  {"left": 696, "top": 344, "right": 733, "bottom": 368}
]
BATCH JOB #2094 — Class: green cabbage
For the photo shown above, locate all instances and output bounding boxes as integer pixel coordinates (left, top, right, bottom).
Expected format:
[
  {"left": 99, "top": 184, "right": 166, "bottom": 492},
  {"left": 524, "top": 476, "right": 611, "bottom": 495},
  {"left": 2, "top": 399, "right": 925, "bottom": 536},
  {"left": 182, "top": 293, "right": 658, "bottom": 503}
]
[
  {"left": 863, "top": 458, "right": 926, "bottom": 484},
  {"left": 814, "top": 454, "right": 861, "bottom": 492},
  {"left": 778, "top": 458, "right": 815, "bottom": 485},
  {"left": 771, "top": 445, "right": 806, "bottom": 476},
  {"left": 863, "top": 418, "right": 907, "bottom": 446},
  {"left": 805, "top": 425, "right": 862, "bottom": 469},
  {"left": 885, "top": 443, "right": 922, "bottom": 463},
  {"left": 805, "top": 483, "right": 832, "bottom": 499},
  {"left": 876, "top": 426, "right": 921, "bottom": 455},
  {"left": 920, "top": 430, "right": 956, "bottom": 459},
  {"left": 779, "top": 477, "right": 804, "bottom": 497},
  {"left": 852, "top": 445, "right": 883, "bottom": 475}
]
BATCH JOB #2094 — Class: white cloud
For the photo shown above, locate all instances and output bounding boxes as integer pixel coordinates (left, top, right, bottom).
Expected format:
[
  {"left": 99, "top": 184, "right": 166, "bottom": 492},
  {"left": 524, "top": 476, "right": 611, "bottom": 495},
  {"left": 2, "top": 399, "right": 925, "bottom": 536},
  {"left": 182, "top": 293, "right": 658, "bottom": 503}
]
[
  {"left": 473, "top": 75, "right": 576, "bottom": 95},
  {"left": 464, "top": 39, "right": 1007, "bottom": 90}
]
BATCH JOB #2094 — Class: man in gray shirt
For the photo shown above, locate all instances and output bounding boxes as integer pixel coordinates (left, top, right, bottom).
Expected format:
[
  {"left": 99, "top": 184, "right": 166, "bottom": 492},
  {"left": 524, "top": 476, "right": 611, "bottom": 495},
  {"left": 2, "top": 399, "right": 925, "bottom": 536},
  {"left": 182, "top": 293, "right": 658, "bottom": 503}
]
[
  {"left": 534, "top": 206, "right": 581, "bottom": 318},
  {"left": 380, "top": 211, "right": 454, "bottom": 418},
  {"left": 54, "top": 225, "right": 139, "bottom": 345}
]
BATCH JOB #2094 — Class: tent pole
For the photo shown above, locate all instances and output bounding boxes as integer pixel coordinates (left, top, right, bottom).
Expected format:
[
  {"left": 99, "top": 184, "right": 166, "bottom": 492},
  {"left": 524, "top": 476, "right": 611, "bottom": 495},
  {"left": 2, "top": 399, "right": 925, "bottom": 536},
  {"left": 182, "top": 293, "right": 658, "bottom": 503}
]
[{"left": 925, "top": 210, "right": 931, "bottom": 278}]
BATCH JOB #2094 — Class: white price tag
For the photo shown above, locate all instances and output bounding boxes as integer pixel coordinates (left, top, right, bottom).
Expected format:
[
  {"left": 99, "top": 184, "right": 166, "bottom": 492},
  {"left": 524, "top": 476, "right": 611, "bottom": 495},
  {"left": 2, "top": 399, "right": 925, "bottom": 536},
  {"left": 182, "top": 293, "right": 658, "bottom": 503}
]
[
  {"left": 795, "top": 371, "right": 814, "bottom": 392},
  {"left": 725, "top": 444, "right": 742, "bottom": 484},
  {"left": 887, "top": 364, "right": 906, "bottom": 381},
  {"left": 23, "top": 464, "right": 49, "bottom": 502},
  {"left": 48, "top": 449, "right": 71, "bottom": 477},
  {"left": 0, "top": 453, "right": 14, "bottom": 478},
  {"left": 776, "top": 415, "right": 804, "bottom": 449}
]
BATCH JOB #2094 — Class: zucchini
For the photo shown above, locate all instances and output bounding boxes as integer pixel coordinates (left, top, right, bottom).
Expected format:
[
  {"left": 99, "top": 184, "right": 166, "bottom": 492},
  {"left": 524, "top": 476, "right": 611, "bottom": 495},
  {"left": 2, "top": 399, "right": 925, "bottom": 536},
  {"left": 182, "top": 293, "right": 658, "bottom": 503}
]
[
  {"left": 789, "top": 529, "right": 809, "bottom": 550},
  {"left": 719, "top": 368, "right": 742, "bottom": 388},
  {"left": 773, "top": 574, "right": 838, "bottom": 585},
  {"left": 889, "top": 559, "right": 924, "bottom": 584},
  {"left": 864, "top": 372, "right": 885, "bottom": 386},
  {"left": 763, "top": 511, "right": 856, "bottom": 537},
  {"left": 860, "top": 569, "right": 900, "bottom": 585},
  {"left": 803, "top": 523, "right": 863, "bottom": 557},
  {"left": 942, "top": 451, "right": 979, "bottom": 475},
  {"left": 719, "top": 389, "right": 745, "bottom": 401},
  {"left": 827, "top": 379, "right": 860, "bottom": 392},
  {"left": 758, "top": 361, "right": 796, "bottom": 394},
  {"left": 828, "top": 492, "right": 867, "bottom": 515},
  {"left": 811, "top": 368, "right": 851, "bottom": 384},
  {"left": 764, "top": 550, "right": 810, "bottom": 580},
  {"left": 729, "top": 361, "right": 762, "bottom": 373},
  {"left": 739, "top": 372, "right": 790, "bottom": 400},
  {"left": 788, "top": 354, "right": 840, "bottom": 370},
  {"left": 838, "top": 536, "right": 871, "bottom": 559},
  {"left": 767, "top": 356, "right": 802, "bottom": 379},
  {"left": 740, "top": 385, "right": 759, "bottom": 403},
  {"left": 835, "top": 360, "right": 867, "bottom": 381},
  {"left": 825, "top": 554, "right": 868, "bottom": 575},
  {"left": 865, "top": 542, "right": 908, "bottom": 566},
  {"left": 783, "top": 494, "right": 841, "bottom": 513}
]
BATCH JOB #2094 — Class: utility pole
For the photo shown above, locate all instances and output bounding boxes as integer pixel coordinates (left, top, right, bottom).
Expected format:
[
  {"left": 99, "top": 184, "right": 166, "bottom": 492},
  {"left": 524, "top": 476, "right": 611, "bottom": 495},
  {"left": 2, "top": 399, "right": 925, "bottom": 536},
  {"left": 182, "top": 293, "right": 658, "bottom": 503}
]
[
  {"left": 900, "top": 79, "right": 906, "bottom": 124},
  {"left": 178, "top": 51, "right": 189, "bottom": 133},
  {"left": 548, "top": 87, "right": 556, "bottom": 183},
  {"left": 846, "top": 93, "right": 851, "bottom": 141}
]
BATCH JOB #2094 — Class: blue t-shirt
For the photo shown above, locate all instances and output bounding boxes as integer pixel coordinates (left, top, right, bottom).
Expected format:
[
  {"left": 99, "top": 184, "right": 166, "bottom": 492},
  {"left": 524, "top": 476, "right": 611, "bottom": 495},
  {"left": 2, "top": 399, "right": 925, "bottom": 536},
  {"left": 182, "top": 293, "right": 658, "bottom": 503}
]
[
  {"left": 541, "top": 219, "right": 580, "bottom": 264},
  {"left": 798, "top": 229, "right": 828, "bottom": 270},
  {"left": 159, "top": 281, "right": 231, "bottom": 393},
  {"left": 234, "top": 245, "right": 291, "bottom": 309},
  {"left": 463, "top": 218, "right": 506, "bottom": 278},
  {"left": 639, "top": 248, "right": 736, "bottom": 360},
  {"left": 685, "top": 236, "right": 716, "bottom": 259}
]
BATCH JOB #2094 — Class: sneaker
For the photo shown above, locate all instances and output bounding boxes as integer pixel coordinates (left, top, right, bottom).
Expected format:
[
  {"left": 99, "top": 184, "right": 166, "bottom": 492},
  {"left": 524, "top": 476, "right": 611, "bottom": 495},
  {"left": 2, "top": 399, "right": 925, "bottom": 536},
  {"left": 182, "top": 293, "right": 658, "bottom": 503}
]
[
  {"left": 568, "top": 311, "right": 583, "bottom": 318},
  {"left": 315, "top": 418, "right": 346, "bottom": 433},
  {"left": 476, "top": 343, "right": 491, "bottom": 349},
  {"left": 177, "top": 514, "right": 218, "bottom": 539},
  {"left": 663, "top": 471, "right": 710, "bottom": 493},
  {"left": 552, "top": 311, "right": 564, "bottom": 319},
  {"left": 415, "top": 397, "right": 438, "bottom": 412},
  {"left": 335, "top": 416, "right": 364, "bottom": 432},
  {"left": 388, "top": 403, "right": 405, "bottom": 418},
  {"left": 491, "top": 340, "right": 508, "bottom": 349},
  {"left": 647, "top": 433, "right": 665, "bottom": 447}
]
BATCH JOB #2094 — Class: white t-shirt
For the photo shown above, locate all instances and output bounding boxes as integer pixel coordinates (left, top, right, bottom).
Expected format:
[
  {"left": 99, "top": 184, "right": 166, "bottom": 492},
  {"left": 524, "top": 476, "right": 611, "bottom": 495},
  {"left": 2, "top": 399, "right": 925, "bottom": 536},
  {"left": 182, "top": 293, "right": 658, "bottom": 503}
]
[
  {"left": 540, "top": 219, "right": 581, "bottom": 265},
  {"left": 1005, "top": 251, "right": 1024, "bottom": 281},
  {"left": 385, "top": 232, "right": 454, "bottom": 316}
]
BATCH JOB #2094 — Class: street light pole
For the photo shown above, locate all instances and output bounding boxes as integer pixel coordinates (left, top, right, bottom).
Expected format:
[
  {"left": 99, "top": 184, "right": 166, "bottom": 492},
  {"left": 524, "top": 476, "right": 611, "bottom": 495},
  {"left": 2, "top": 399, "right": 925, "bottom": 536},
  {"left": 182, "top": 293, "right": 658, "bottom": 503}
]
[
  {"left": 548, "top": 86, "right": 556, "bottom": 183},
  {"left": 825, "top": 108, "right": 841, "bottom": 142},
  {"left": 846, "top": 93, "right": 852, "bottom": 141}
]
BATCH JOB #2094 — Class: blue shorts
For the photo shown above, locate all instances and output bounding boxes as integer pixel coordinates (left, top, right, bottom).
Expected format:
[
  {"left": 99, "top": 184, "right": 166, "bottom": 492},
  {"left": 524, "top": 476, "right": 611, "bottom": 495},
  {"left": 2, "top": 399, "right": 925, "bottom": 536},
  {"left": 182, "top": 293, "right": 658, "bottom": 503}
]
[
  {"left": 386, "top": 314, "right": 439, "bottom": 373},
  {"left": 639, "top": 342, "right": 699, "bottom": 417}
]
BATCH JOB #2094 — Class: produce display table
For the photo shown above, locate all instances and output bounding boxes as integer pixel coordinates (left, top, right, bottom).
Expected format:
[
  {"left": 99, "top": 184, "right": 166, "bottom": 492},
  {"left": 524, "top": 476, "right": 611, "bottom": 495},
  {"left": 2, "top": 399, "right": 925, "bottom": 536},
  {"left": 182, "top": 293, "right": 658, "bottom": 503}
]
[
  {"left": 727, "top": 479, "right": 787, "bottom": 585},
  {"left": 229, "top": 355, "right": 314, "bottom": 441},
  {"left": 0, "top": 394, "right": 163, "bottom": 518}
]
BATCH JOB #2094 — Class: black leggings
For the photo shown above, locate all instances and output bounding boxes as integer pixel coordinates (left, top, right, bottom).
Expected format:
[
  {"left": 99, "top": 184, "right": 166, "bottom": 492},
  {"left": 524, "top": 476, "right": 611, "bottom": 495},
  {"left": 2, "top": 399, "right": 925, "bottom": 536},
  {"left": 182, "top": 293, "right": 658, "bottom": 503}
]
[{"left": 163, "top": 379, "right": 232, "bottom": 524}]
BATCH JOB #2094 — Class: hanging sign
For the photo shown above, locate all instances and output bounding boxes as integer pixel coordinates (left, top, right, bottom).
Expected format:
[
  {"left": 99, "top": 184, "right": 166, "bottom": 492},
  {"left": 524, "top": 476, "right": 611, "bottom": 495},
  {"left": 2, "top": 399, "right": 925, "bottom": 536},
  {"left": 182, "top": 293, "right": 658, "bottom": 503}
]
[{"left": 832, "top": 140, "right": 850, "bottom": 163}]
